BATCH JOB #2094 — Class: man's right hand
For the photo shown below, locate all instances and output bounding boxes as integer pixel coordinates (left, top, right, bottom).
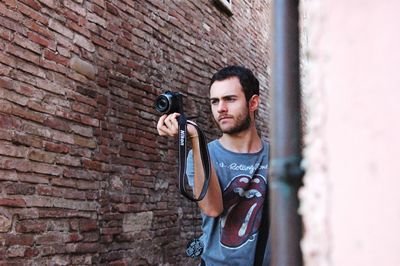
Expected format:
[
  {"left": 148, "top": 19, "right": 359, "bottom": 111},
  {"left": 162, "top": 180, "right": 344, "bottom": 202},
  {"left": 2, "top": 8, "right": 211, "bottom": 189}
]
[
  {"left": 156, "top": 113, "right": 180, "bottom": 137},
  {"left": 156, "top": 113, "right": 197, "bottom": 138}
]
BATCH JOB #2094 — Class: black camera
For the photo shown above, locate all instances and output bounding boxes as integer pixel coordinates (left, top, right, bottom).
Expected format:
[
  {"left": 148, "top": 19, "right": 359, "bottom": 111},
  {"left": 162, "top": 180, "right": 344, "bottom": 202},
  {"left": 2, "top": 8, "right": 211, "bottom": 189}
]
[{"left": 154, "top": 91, "right": 183, "bottom": 114}]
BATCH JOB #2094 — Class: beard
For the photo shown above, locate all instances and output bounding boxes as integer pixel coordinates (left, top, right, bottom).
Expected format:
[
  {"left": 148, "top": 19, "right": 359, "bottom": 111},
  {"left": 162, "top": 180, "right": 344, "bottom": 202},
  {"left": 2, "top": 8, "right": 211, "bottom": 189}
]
[{"left": 215, "top": 109, "right": 251, "bottom": 135}]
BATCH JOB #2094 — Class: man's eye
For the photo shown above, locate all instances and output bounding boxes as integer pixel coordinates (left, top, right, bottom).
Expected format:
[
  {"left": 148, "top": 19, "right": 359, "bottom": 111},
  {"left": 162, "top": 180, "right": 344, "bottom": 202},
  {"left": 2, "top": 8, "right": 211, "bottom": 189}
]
[{"left": 211, "top": 100, "right": 218, "bottom": 105}]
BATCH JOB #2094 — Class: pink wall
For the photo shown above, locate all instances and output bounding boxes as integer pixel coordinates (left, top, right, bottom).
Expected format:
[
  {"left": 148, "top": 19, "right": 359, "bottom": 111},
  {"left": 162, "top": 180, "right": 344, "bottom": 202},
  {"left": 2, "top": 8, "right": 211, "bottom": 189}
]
[{"left": 301, "top": 0, "right": 400, "bottom": 265}]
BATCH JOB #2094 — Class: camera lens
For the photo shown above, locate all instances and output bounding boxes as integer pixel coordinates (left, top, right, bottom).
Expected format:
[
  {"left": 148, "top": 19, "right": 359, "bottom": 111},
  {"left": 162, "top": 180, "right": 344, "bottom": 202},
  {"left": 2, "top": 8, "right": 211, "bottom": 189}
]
[{"left": 155, "top": 95, "right": 170, "bottom": 113}]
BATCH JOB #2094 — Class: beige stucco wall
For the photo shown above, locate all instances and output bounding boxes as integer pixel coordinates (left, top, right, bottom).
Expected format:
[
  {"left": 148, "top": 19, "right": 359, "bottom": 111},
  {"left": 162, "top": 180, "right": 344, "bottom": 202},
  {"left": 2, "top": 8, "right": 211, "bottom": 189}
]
[{"left": 300, "top": 0, "right": 400, "bottom": 266}]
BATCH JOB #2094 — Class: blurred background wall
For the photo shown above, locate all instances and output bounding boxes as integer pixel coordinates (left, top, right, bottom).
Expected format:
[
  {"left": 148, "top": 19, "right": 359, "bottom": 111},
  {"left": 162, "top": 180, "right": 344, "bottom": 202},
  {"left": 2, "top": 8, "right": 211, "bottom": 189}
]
[
  {"left": 0, "top": 0, "right": 270, "bottom": 265},
  {"left": 300, "top": 0, "right": 400, "bottom": 265}
]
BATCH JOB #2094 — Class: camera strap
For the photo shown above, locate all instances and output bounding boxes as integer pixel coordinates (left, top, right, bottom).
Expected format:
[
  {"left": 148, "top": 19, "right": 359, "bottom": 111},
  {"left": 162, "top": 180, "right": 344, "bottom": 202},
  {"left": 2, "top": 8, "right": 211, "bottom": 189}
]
[{"left": 177, "top": 114, "right": 211, "bottom": 202}]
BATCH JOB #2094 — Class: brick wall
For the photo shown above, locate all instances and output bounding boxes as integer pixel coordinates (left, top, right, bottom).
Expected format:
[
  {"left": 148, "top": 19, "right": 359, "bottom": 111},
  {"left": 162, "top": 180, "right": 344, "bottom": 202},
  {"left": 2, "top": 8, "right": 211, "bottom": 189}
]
[{"left": 0, "top": 0, "right": 270, "bottom": 265}]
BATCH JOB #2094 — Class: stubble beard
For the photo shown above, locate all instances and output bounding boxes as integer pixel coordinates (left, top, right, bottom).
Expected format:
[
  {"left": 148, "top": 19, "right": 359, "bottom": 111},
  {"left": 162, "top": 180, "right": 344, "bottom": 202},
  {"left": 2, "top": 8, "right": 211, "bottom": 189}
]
[{"left": 215, "top": 109, "right": 252, "bottom": 135}]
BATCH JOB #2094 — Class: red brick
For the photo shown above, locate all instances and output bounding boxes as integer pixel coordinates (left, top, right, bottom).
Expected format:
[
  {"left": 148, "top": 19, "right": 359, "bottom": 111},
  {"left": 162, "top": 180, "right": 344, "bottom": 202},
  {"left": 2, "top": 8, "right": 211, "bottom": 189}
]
[
  {"left": 43, "top": 49, "right": 69, "bottom": 66},
  {"left": 24, "top": 20, "right": 53, "bottom": 38},
  {"left": 65, "top": 242, "right": 100, "bottom": 254},
  {"left": 13, "top": 34, "right": 42, "bottom": 55},
  {"left": 4, "top": 234, "right": 35, "bottom": 246},
  {"left": 43, "top": 117, "right": 71, "bottom": 131},
  {"left": 71, "top": 102, "right": 94, "bottom": 115},
  {"left": 0, "top": 144, "right": 27, "bottom": 158},
  {"left": 6, "top": 245, "right": 26, "bottom": 257},
  {"left": 0, "top": 62, "right": 11, "bottom": 76},
  {"left": 100, "top": 227, "right": 121, "bottom": 235},
  {"left": 81, "top": 159, "right": 101, "bottom": 172},
  {"left": 36, "top": 185, "right": 60, "bottom": 197},
  {"left": 66, "top": 20, "right": 90, "bottom": 38},
  {"left": 4, "top": 182, "right": 35, "bottom": 195},
  {"left": 108, "top": 259, "right": 129, "bottom": 266},
  {"left": 65, "top": 189, "right": 87, "bottom": 200},
  {"left": 54, "top": 108, "right": 80, "bottom": 123},
  {"left": 68, "top": 232, "right": 84, "bottom": 242},
  {"left": 50, "top": 178, "right": 77, "bottom": 188},
  {"left": 76, "top": 180, "right": 100, "bottom": 190},
  {"left": 39, "top": 58, "right": 68, "bottom": 74},
  {"left": 3, "top": 0, "right": 17, "bottom": 9},
  {"left": 56, "top": 154, "right": 81, "bottom": 167},
  {"left": 37, "top": 244, "right": 66, "bottom": 256},
  {"left": 110, "top": 157, "right": 145, "bottom": 168},
  {"left": 69, "top": 90, "right": 97, "bottom": 106},
  {"left": 106, "top": 2, "right": 119, "bottom": 16},
  {"left": 44, "top": 142, "right": 70, "bottom": 154},
  {"left": 20, "top": 0, "right": 41, "bottom": 10},
  {"left": 27, "top": 31, "right": 50, "bottom": 47},
  {"left": 12, "top": 133, "right": 43, "bottom": 148},
  {"left": 0, "top": 77, "right": 14, "bottom": 89},
  {"left": 30, "top": 161, "right": 62, "bottom": 176},
  {"left": 62, "top": 168, "right": 88, "bottom": 179},
  {"left": 74, "top": 135, "right": 96, "bottom": 149},
  {"left": 23, "top": 247, "right": 39, "bottom": 258},
  {"left": 18, "top": 2, "right": 48, "bottom": 24},
  {"left": 0, "top": 198, "right": 26, "bottom": 207},
  {"left": 62, "top": 9, "right": 79, "bottom": 22},
  {"left": 80, "top": 114, "right": 99, "bottom": 127},
  {"left": 82, "top": 231, "right": 99, "bottom": 242},
  {"left": 16, "top": 84, "right": 43, "bottom": 98},
  {"left": 0, "top": 129, "right": 12, "bottom": 141},
  {"left": 0, "top": 100, "right": 13, "bottom": 117},
  {"left": 38, "top": 209, "right": 93, "bottom": 219},
  {"left": 79, "top": 219, "right": 98, "bottom": 232},
  {"left": 13, "top": 105, "right": 46, "bottom": 123},
  {"left": 0, "top": 114, "right": 22, "bottom": 129},
  {"left": 27, "top": 100, "right": 56, "bottom": 115},
  {"left": 6, "top": 44, "right": 40, "bottom": 64},
  {"left": 0, "top": 2, "right": 23, "bottom": 21},
  {"left": 0, "top": 14, "right": 23, "bottom": 34},
  {"left": 28, "top": 150, "right": 56, "bottom": 163},
  {"left": 36, "top": 79, "right": 67, "bottom": 95},
  {"left": 0, "top": 158, "right": 30, "bottom": 172},
  {"left": 36, "top": 232, "right": 66, "bottom": 244},
  {"left": 17, "top": 172, "right": 49, "bottom": 184},
  {"left": 91, "top": 35, "right": 110, "bottom": 49}
]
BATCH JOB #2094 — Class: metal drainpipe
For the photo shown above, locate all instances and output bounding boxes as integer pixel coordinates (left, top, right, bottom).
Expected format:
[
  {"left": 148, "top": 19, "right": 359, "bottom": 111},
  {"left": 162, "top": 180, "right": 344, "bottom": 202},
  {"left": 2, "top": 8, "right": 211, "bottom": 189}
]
[{"left": 270, "top": 0, "right": 304, "bottom": 266}]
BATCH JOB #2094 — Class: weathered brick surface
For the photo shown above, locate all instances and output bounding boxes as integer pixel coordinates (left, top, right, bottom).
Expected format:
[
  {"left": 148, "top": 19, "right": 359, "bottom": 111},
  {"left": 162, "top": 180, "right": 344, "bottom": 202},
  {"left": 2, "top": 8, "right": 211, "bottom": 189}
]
[{"left": 0, "top": 0, "right": 270, "bottom": 265}]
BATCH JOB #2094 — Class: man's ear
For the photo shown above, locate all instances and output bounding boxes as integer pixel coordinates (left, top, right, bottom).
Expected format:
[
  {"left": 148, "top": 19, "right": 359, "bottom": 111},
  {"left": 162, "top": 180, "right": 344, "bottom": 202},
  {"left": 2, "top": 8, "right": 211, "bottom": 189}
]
[{"left": 249, "top": 94, "right": 260, "bottom": 112}]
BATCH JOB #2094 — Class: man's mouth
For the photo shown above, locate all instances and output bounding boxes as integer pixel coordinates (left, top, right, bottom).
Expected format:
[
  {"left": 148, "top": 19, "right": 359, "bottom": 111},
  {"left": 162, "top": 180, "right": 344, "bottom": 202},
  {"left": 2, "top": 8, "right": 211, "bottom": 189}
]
[{"left": 218, "top": 116, "right": 232, "bottom": 122}]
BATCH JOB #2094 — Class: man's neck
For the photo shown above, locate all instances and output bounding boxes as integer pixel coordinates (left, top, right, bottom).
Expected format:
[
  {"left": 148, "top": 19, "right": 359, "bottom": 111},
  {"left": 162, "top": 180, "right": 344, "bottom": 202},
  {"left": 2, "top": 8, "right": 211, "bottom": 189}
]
[{"left": 219, "top": 126, "right": 262, "bottom": 153}]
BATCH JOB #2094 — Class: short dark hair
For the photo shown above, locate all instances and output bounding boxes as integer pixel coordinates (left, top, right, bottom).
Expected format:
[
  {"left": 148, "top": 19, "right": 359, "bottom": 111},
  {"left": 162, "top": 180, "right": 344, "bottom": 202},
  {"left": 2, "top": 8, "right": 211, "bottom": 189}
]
[{"left": 210, "top": 65, "right": 260, "bottom": 102}]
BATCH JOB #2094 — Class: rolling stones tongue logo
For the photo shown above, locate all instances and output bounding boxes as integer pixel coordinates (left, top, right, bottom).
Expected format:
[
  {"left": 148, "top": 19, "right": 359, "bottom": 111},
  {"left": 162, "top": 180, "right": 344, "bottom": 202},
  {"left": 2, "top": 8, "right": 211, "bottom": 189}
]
[{"left": 220, "top": 174, "right": 267, "bottom": 248}]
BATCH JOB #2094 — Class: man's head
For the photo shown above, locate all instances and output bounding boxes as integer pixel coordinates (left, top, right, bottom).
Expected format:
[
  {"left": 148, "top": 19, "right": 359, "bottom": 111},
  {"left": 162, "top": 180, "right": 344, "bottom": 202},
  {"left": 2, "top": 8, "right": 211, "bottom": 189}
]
[
  {"left": 210, "top": 65, "right": 260, "bottom": 103},
  {"left": 209, "top": 66, "right": 260, "bottom": 135}
]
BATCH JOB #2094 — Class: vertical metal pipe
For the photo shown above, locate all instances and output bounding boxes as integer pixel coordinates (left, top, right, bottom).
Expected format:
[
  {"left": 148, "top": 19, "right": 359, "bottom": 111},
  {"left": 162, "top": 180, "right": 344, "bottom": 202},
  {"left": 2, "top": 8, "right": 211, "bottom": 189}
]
[{"left": 270, "top": 0, "right": 303, "bottom": 266}]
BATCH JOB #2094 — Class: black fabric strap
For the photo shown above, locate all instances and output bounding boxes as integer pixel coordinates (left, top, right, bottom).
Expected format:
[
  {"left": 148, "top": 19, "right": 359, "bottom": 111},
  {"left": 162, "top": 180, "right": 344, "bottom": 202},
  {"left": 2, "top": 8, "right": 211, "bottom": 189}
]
[
  {"left": 253, "top": 186, "right": 270, "bottom": 265},
  {"left": 178, "top": 114, "right": 211, "bottom": 202},
  {"left": 254, "top": 144, "right": 271, "bottom": 266}
]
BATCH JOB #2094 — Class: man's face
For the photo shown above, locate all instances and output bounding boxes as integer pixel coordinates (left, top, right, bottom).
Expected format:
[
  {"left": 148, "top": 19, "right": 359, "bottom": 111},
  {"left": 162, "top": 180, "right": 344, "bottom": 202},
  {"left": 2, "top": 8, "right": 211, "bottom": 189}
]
[{"left": 209, "top": 77, "right": 252, "bottom": 135}]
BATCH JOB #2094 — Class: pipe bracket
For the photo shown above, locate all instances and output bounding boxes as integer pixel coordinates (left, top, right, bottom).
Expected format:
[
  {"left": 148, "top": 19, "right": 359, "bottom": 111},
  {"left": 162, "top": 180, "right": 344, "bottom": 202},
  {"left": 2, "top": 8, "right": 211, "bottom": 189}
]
[{"left": 270, "top": 155, "right": 304, "bottom": 186}]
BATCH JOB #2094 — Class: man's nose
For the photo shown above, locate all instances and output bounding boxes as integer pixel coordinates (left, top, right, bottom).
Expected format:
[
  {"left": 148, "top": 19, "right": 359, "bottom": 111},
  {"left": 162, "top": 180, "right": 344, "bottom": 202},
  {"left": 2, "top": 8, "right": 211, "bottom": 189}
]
[{"left": 217, "top": 101, "right": 227, "bottom": 113}]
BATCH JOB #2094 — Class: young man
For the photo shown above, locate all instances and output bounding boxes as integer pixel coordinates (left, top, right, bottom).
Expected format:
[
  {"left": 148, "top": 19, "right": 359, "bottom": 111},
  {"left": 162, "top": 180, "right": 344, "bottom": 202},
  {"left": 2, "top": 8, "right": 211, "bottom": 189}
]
[{"left": 157, "top": 66, "right": 270, "bottom": 265}]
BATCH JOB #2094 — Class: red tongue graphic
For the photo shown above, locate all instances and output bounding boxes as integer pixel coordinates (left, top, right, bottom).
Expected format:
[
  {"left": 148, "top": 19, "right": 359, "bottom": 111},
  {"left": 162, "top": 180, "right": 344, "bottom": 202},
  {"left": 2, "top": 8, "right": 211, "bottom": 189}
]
[{"left": 220, "top": 175, "right": 267, "bottom": 248}]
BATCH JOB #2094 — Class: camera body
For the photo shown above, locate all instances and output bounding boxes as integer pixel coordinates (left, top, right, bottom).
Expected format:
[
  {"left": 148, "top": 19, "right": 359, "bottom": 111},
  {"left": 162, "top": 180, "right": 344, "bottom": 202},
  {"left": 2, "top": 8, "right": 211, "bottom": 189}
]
[{"left": 154, "top": 91, "right": 184, "bottom": 114}]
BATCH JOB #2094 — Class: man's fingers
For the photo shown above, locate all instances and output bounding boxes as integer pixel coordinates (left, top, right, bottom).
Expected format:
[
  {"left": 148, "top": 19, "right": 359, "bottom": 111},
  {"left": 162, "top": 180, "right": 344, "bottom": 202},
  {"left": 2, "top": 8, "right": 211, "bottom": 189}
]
[
  {"left": 156, "top": 114, "right": 168, "bottom": 135},
  {"left": 156, "top": 113, "right": 180, "bottom": 137}
]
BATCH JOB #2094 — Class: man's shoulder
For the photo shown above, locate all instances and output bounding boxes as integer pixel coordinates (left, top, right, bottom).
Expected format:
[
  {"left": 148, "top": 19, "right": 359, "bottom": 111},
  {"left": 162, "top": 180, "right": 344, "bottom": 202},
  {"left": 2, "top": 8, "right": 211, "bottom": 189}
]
[
  {"left": 207, "top": 139, "right": 219, "bottom": 148},
  {"left": 261, "top": 138, "right": 270, "bottom": 146}
]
